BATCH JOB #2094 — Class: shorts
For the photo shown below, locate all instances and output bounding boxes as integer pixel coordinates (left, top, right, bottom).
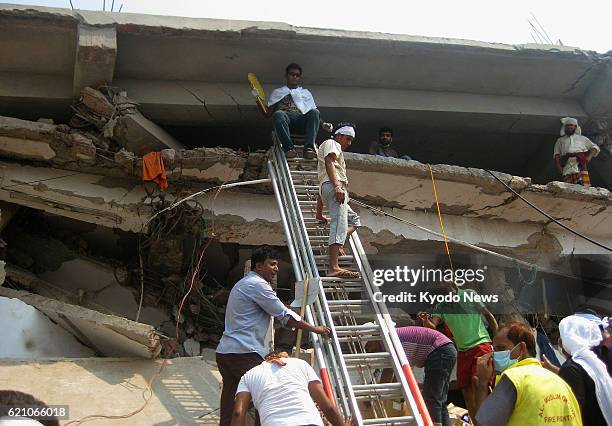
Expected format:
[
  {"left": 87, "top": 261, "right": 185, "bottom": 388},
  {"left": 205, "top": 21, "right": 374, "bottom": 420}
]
[
  {"left": 456, "top": 342, "right": 493, "bottom": 389},
  {"left": 320, "top": 181, "right": 361, "bottom": 246},
  {"left": 563, "top": 170, "right": 591, "bottom": 186}
]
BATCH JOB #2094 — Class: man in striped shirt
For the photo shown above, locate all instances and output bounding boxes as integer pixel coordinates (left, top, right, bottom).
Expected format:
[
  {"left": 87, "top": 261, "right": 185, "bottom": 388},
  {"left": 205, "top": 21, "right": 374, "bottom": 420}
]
[
  {"left": 398, "top": 326, "right": 457, "bottom": 426},
  {"left": 372, "top": 325, "right": 457, "bottom": 426}
]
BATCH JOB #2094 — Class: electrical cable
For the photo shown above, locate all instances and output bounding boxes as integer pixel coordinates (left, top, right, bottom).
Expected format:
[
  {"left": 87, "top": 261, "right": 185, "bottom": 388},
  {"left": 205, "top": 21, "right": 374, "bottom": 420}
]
[
  {"left": 428, "top": 164, "right": 454, "bottom": 272},
  {"left": 348, "top": 198, "right": 612, "bottom": 289},
  {"left": 484, "top": 169, "right": 612, "bottom": 253},
  {"left": 65, "top": 183, "right": 224, "bottom": 424}
]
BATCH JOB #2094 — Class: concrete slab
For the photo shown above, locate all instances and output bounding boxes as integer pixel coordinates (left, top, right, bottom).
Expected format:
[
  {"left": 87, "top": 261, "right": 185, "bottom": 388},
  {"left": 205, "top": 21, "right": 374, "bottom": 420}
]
[
  {"left": 0, "top": 353, "right": 222, "bottom": 425},
  {"left": 112, "top": 111, "right": 184, "bottom": 155},
  {"left": 0, "top": 295, "right": 95, "bottom": 358},
  {"left": 0, "top": 287, "right": 161, "bottom": 358}
]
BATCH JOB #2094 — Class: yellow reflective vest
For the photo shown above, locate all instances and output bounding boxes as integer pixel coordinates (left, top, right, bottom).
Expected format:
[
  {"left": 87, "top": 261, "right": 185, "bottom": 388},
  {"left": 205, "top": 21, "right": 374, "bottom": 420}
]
[{"left": 499, "top": 358, "right": 582, "bottom": 426}]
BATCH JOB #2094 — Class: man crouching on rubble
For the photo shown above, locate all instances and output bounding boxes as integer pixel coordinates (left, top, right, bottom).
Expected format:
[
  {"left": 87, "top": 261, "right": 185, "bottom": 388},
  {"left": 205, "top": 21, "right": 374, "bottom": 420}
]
[
  {"left": 216, "top": 245, "right": 331, "bottom": 426},
  {"left": 231, "top": 351, "right": 347, "bottom": 426},
  {"left": 318, "top": 124, "right": 361, "bottom": 278}
]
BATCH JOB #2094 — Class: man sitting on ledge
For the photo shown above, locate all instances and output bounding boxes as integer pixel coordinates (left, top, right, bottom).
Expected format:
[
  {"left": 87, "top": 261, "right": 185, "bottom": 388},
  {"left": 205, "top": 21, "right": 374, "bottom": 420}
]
[{"left": 266, "top": 63, "right": 320, "bottom": 159}]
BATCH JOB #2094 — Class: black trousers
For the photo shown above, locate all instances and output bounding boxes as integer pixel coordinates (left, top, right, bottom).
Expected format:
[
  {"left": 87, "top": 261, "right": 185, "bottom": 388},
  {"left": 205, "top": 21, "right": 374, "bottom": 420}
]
[{"left": 216, "top": 352, "right": 263, "bottom": 426}]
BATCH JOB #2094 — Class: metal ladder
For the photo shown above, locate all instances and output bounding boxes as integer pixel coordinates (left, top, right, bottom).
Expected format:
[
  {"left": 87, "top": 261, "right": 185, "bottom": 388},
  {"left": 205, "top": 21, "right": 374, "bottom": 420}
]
[{"left": 268, "top": 136, "right": 432, "bottom": 426}]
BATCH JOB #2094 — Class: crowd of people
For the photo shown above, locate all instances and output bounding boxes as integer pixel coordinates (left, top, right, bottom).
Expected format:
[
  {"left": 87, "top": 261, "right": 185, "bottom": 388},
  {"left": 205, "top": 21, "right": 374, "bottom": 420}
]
[
  {"left": 217, "top": 244, "right": 611, "bottom": 425},
  {"left": 261, "top": 62, "right": 601, "bottom": 188},
  {"left": 215, "top": 64, "right": 612, "bottom": 425}
]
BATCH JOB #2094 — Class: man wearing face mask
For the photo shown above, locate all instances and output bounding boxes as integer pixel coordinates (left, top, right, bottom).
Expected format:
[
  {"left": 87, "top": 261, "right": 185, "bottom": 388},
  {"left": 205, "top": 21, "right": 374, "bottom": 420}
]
[
  {"left": 473, "top": 322, "right": 582, "bottom": 426},
  {"left": 553, "top": 117, "right": 600, "bottom": 187}
]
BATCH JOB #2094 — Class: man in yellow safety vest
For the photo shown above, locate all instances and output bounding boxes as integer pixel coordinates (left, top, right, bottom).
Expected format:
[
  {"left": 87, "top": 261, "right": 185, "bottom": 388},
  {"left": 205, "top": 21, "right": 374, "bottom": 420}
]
[{"left": 472, "top": 321, "right": 582, "bottom": 426}]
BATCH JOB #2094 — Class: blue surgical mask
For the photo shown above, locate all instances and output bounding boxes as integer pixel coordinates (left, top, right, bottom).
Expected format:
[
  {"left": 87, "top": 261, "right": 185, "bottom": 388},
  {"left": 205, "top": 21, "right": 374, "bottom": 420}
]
[{"left": 493, "top": 343, "right": 520, "bottom": 372}]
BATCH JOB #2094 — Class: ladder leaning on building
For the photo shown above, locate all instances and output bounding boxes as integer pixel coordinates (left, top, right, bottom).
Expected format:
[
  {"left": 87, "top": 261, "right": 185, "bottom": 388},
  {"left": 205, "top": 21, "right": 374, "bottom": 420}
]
[{"left": 268, "top": 135, "right": 433, "bottom": 426}]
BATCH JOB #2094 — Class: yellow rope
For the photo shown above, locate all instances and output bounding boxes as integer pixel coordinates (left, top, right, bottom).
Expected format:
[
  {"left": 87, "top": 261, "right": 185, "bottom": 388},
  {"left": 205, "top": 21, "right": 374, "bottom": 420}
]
[{"left": 428, "top": 164, "right": 454, "bottom": 272}]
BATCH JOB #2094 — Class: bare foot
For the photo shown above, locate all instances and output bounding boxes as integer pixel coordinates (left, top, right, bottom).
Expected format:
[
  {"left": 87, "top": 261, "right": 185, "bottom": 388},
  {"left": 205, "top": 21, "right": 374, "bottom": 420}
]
[
  {"left": 316, "top": 214, "right": 329, "bottom": 224},
  {"left": 338, "top": 246, "right": 346, "bottom": 256}
]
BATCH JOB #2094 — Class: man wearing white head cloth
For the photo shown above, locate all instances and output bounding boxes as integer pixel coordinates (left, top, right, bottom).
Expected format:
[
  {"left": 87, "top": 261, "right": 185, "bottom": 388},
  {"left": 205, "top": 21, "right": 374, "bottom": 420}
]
[
  {"left": 553, "top": 117, "right": 600, "bottom": 186},
  {"left": 557, "top": 315, "right": 612, "bottom": 426},
  {"left": 317, "top": 123, "right": 361, "bottom": 278}
]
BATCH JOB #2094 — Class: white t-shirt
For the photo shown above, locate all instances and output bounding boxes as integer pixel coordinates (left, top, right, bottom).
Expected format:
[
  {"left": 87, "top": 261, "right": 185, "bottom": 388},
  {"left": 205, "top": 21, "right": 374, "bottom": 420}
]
[
  {"left": 317, "top": 139, "right": 347, "bottom": 186},
  {"left": 236, "top": 358, "right": 324, "bottom": 426},
  {"left": 553, "top": 134, "right": 600, "bottom": 176}
]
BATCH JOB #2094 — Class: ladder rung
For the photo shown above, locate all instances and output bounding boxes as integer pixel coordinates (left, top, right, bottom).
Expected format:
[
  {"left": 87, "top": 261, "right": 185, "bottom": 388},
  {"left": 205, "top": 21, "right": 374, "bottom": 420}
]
[
  {"left": 291, "top": 170, "right": 318, "bottom": 175},
  {"left": 335, "top": 324, "right": 380, "bottom": 335},
  {"left": 337, "top": 334, "right": 382, "bottom": 343},
  {"left": 324, "top": 287, "right": 361, "bottom": 293},
  {"left": 352, "top": 383, "right": 403, "bottom": 397},
  {"left": 362, "top": 416, "right": 415, "bottom": 425},
  {"left": 344, "top": 352, "right": 390, "bottom": 361},
  {"left": 294, "top": 185, "right": 319, "bottom": 190},
  {"left": 327, "top": 299, "right": 368, "bottom": 306},
  {"left": 320, "top": 277, "right": 362, "bottom": 283}
]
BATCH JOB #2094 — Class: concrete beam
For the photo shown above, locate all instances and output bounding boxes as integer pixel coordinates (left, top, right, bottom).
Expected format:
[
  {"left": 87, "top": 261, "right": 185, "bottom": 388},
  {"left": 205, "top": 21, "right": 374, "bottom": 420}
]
[
  {"left": 112, "top": 110, "right": 185, "bottom": 155},
  {"left": 73, "top": 24, "right": 117, "bottom": 95},
  {"left": 582, "top": 60, "right": 612, "bottom": 118},
  {"left": 0, "top": 287, "right": 161, "bottom": 358},
  {"left": 117, "top": 79, "right": 587, "bottom": 133},
  {"left": 0, "top": 115, "right": 246, "bottom": 184}
]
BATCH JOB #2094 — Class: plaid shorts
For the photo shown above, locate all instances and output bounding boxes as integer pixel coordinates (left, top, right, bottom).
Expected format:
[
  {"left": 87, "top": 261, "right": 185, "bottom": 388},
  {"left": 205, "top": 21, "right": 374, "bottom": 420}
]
[
  {"left": 563, "top": 170, "right": 591, "bottom": 186},
  {"left": 321, "top": 181, "right": 361, "bottom": 246}
]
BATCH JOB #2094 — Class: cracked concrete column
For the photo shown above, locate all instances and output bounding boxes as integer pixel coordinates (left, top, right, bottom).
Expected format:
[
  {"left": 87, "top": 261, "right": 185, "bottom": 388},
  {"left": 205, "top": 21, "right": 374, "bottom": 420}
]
[{"left": 73, "top": 24, "right": 117, "bottom": 96}]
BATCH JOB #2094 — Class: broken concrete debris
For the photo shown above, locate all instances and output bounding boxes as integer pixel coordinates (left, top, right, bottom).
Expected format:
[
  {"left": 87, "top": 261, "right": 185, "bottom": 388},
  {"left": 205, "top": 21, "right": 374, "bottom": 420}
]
[
  {"left": 0, "top": 5, "right": 610, "bottom": 422},
  {"left": 70, "top": 86, "right": 184, "bottom": 156},
  {"left": 0, "top": 287, "right": 161, "bottom": 358}
]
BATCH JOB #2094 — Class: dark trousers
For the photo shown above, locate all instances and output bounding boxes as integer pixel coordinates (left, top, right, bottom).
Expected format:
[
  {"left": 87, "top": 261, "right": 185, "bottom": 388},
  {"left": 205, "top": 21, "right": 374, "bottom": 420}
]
[
  {"left": 272, "top": 109, "right": 320, "bottom": 151},
  {"left": 216, "top": 352, "right": 263, "bottom": 426},
  {"left": 423, "top": 343, "right": 457, "bottom": 426}
]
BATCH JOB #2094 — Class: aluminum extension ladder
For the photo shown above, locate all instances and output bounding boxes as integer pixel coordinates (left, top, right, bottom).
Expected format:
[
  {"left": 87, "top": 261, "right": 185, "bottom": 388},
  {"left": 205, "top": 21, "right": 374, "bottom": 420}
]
[{"left": 268, "top": 136, "right": 432, "bottom": 426}]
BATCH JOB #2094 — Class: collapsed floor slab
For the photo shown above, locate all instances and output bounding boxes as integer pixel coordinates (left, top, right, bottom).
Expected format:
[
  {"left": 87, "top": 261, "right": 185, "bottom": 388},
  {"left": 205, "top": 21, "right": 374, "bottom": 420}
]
[
  {"left": 0, "top": 352, "right": 221, "bottom": 425},
  {"left": 0, "top": 295, "right": 95, "bottom": 358},
  {"left": 0, "top": 287, "right": 161, "bottom": 358}
]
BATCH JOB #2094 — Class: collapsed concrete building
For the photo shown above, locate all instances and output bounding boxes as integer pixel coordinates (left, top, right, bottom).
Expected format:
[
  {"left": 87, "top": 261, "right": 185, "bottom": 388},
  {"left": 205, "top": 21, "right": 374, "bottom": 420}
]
[{"left": 0, "top": 3, "right": 611, "bottom": 424}]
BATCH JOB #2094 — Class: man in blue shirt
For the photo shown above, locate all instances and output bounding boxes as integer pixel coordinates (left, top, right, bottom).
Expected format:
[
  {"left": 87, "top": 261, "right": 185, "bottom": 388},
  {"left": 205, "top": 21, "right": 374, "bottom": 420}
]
[{"left": 216, "top": 245, "right": 330, "bottom": 425}]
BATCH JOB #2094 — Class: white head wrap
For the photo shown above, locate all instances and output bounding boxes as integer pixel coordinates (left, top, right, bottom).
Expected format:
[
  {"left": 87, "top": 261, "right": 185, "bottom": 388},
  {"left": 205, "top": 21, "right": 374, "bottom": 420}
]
[
  {"left": 575, "top": 312, "right": 605, "bottom": 330},
  {"left": 559, "top": 315, "right": 612, "bottom": 424},
  {"left": 560, "top": 117, "right": 582, "bottom": 136},
  {"left": 335, "top": 126, "right": 355, "bottom": 138}
]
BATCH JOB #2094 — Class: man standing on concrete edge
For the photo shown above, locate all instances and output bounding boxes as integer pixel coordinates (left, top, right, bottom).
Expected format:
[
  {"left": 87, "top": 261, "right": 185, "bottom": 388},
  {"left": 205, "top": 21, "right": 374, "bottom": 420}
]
[
  {"left": 265, "top": 63, "right": 320, "bottom": 159},
  {"left": 318, "top": 124, "right": 361, "bottom": 278},
  {"left": 216, "top": 245, "right": 331, "bottom": 425},
  {"left": 553, "top": 117, "right": 600, "bottom": 186}
]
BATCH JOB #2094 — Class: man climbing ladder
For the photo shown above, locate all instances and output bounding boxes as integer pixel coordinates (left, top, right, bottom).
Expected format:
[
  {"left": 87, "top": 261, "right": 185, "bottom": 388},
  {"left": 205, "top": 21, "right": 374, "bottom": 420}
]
[{"left": 317, "top": 123, "right": 361, "bottom": 278}]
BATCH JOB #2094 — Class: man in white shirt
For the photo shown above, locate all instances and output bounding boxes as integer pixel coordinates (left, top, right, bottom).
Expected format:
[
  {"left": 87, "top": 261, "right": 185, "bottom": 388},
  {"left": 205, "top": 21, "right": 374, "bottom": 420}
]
[
  {"left": 317, "top": 124, "right": 360, "bottom": 278},
  {"left": 553, "top": 117, "right": 600, "bottom": 186},
  {"left": 231, "top": 351, "right": 346, "bottom": 426},
  {"left": 265, "top": 63, "right": 320, "bottom": 159}
]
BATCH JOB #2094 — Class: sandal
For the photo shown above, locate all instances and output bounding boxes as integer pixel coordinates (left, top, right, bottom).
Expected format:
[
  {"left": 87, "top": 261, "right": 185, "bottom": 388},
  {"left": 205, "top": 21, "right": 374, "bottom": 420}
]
[{"left": 327, "top": 269, "right": 360, "bottom": 278}]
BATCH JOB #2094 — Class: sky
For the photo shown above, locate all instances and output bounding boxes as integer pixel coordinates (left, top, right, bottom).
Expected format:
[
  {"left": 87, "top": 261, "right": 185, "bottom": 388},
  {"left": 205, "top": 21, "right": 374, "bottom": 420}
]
[{"left": 4, "top": 0, "right": 612, "bottom": 53}]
